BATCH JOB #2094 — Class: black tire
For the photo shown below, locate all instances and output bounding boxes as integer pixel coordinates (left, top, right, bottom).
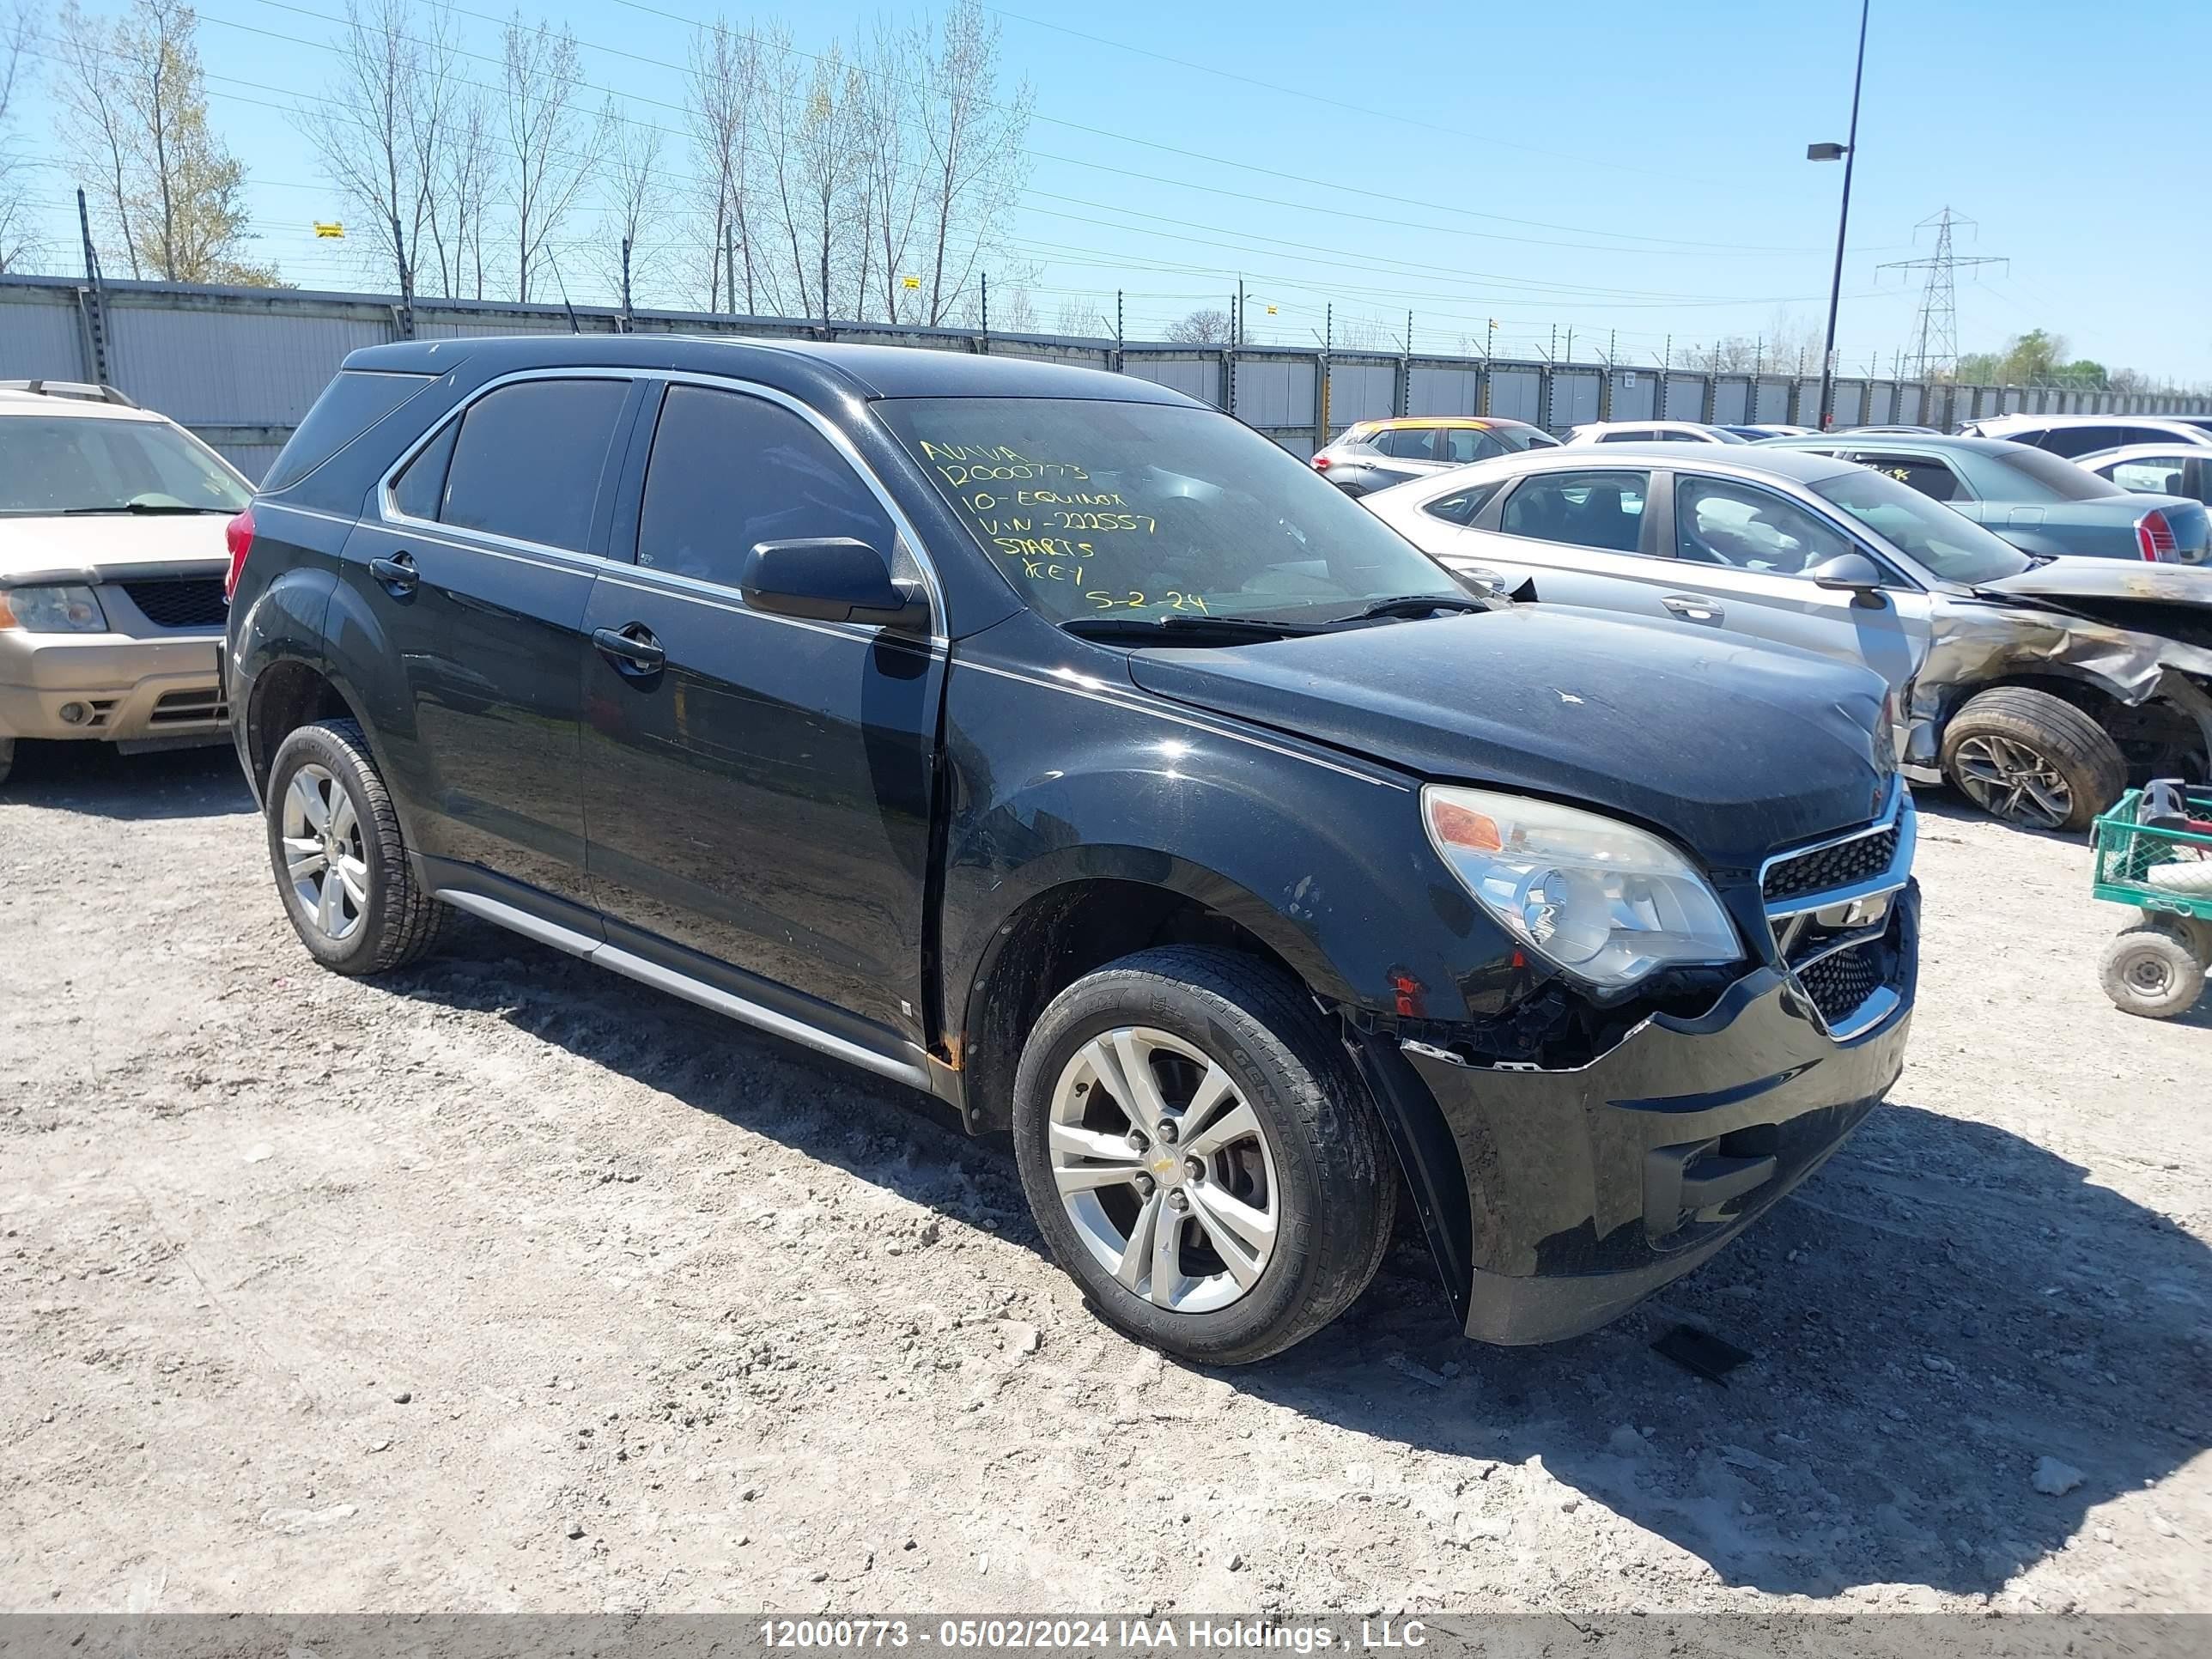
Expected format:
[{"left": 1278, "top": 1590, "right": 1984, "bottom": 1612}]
[
  {"left": 1939, "top": 686, "right": 2125, "bottom": 833},
  {"left": 1012, "top": 945, "right": 1397, "bottom": 1366},
  {"left": 2099, "top": 922, "right": 2204, "bottom": 1019},
  {"left": 0, "top": 736, "right": 13, "bottom": 788},
  {"left": 264, "top": 719, "right": 447, "bottom": 975}
]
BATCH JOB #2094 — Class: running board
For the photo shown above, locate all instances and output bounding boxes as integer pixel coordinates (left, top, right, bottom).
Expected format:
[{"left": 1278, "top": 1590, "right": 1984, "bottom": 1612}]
[{"left": 433, "top": 889, "right": 934, "bottom": 1091}]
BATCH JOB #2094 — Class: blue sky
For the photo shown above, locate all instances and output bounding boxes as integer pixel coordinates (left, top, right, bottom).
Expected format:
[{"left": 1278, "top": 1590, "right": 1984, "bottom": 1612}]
[{"left": 16, "top": 0, "right": 2212, "bottom": 382}]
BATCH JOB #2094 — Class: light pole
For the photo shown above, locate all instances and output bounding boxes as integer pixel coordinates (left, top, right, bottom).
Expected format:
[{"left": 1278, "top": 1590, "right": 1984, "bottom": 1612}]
[{"left": 1808, "top": 0, "right": 1870, "bottom": 430}]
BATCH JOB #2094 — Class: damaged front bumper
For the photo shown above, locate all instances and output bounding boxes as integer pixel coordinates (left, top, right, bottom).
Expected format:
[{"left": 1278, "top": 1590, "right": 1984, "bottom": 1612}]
[{"left": 1394, "top": 884, "right": 1917, "bottom": 1346}]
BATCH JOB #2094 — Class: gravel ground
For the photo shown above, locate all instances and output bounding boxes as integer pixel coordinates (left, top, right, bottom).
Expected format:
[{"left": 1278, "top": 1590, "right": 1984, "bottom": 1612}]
[{"left": 1, "top": 739, "right": 2205, "bottom": 1619}]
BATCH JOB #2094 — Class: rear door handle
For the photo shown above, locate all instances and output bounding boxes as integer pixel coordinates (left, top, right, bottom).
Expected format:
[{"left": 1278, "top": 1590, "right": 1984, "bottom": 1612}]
[
  {"left": 368, "top": 551, "right": 417, "bottom": 592},
  {"left": 1662, "top": 593, "right": 1723, "bottom": 623},
  {"left": 592, "top": 623, "right": 665, "bottom": 674}
]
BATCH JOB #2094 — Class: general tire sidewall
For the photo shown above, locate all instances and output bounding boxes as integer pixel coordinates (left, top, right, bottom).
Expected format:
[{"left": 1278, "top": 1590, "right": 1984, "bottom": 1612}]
[
  {"left": 1012, "top": 979, "right": 1328, "bottom": 1364},
  {"left": 265, "top": 726, "right": 384, "bottom": 972}
]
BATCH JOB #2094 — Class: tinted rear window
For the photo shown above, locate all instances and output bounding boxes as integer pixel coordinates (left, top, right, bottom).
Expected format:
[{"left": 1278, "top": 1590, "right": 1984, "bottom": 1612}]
[
  {"left": 1987, "top": 447, "right": 2118, "bottom": 501},
  {"left": 263, "top": 370, "right": 434, "bottom": 494},
  {"left": 437, "top": 379, "right": 630, "bottom": 550}
]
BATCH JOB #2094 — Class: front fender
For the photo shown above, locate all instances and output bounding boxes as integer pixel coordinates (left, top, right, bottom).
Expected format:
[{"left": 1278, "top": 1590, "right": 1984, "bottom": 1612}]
[{"left": 936, "top": 646, "right": 1522, "bottom": 1039}]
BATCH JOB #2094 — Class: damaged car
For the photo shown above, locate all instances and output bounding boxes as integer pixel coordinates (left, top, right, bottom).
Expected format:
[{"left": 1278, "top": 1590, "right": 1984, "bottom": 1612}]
[
  {"left": 227, "top": 337, "right": 1915, "bottom": 1363},
  {"left": 1364, "top": 446, "right": 2212, "bottom": 832}
]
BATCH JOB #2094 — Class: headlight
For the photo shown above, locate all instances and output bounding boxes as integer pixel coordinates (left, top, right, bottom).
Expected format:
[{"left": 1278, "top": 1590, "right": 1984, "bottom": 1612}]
[
  {"left": 0, "top": 584, "right": 108, "bottom": 633},
  {"left": 1422, "top": 785, "right": 1740, "bottom": 990}
]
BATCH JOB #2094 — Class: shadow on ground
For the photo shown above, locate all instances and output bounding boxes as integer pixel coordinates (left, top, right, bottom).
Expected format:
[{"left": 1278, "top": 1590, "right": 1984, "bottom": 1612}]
[
  {"left": 1, "top": 739, "right": 251, "bottom": 821},
  {"left": 374, "top": 916, "right": 2209, "bottom": 1604}
]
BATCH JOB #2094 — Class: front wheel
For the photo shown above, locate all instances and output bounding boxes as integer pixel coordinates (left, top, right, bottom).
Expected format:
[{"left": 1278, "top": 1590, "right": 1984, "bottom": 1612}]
[
  {"left": 2100, "top": 921, "right": 2205, "bottom": 1019},
  {"left": 1012, "top": 945, "right": 1396, "bottom": 1366},
  {"left": 1940, "top": 686, "right": 2125, "bottom": 833},
  {"left": 0, "top": 736, "right": 13, "bottom": 788}
]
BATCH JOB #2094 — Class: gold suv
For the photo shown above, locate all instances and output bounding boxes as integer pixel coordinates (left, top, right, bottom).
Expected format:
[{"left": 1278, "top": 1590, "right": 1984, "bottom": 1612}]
[{"left": 0, "top": 381, "right": 251, "bottom": 787}]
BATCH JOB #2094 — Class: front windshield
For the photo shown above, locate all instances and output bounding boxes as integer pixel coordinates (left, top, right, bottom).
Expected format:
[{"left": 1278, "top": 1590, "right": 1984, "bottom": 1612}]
[
  {"left": 1811, "top": 467, "right": 2032, "bottom": 585},
  {"left": 876, "top": 396, "right": 1462, "bottom": 625},
  {"left": 1986, "top": 446, "right": 2121, "bottom": 502},
  {"left": 0, "top": 414, "right": 251, "bottom": 516}
]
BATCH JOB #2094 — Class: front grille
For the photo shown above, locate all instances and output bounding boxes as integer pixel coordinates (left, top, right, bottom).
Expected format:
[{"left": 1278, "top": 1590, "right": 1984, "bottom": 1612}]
[
  {"left": 1798, "top": 942, "right": 1883, "bottom": 1026},
  {"left": 121, "top": 577, "right": 228, "bottom": 629},
  {"left": 1763, "top": 823, "right": 1900, "bottom": 905}
]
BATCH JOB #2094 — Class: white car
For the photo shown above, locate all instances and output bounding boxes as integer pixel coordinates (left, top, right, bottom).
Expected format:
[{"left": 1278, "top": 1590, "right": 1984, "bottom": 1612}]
[
  {"left": 1362, "top": 444, "right": 2212, "bottom": 832},
  {"left": 1960, "top": 412, "right": 2212, "bottom": 459},
  {"left": 0, "top": 380, "right": 252, "bottom": 787},
  {"left": 2077, "top": 443, "right": 2212, "bottom": 516},
  {"left": 1564, "top": 420, "right": 1749, "bottom": 446}
]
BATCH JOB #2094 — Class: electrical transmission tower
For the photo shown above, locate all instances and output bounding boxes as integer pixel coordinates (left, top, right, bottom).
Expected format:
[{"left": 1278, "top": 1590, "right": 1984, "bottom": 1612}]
[{"left": 1879, "top": 208, "right": 2007, "bottom": 380}]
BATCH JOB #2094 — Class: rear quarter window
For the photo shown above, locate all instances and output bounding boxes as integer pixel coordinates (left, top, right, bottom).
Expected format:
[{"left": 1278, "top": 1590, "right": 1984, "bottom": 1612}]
[{"left": 262, "top": 370, "right": 435, "bottom": 495}]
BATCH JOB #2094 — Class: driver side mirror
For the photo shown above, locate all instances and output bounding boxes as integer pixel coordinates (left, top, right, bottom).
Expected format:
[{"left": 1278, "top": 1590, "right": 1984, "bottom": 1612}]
[
  {"left": 1808, "top": 551, "right": 1888, "bottom": 607},
  {"left": 739, "top": 538, "right": 927, "bottom": 630}
]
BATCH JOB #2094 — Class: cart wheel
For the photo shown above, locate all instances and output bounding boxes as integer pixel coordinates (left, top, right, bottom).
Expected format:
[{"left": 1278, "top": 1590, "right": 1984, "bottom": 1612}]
[{"left": 2100, "top": 921, "right": 2206, "bottom": 1019}]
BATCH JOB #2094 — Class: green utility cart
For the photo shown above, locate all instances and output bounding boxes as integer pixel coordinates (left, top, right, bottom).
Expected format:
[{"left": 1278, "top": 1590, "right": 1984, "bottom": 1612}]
[{"left": 2094, "top": 785, "right": 2212, "bottom": 1019}]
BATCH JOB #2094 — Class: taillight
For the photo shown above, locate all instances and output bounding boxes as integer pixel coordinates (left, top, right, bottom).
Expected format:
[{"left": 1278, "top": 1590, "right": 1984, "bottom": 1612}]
[
  {"left": 2136, "top": 507, "right": 2176, "bottom": 562},
  {"left": 1312, "top": 454, "right": 1332, "bottom": 471},
  {"left": 224, "top": 507, "right": 255, "bottom": 599}
]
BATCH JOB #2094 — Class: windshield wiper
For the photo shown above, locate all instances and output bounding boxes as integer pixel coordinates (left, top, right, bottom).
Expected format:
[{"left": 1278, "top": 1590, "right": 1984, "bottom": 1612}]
[
  {"left": 1327, "top": 593, "right": 1493, "bottom": 623},
  {"left": 59, "top": 502, "right": 235, "bottom": 515},
  {"left": 1060, "top": 613, "right": 1325, "bottom": 644}
]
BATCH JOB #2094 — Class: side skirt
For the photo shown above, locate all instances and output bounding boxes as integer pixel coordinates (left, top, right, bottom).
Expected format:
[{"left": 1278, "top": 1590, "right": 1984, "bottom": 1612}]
[{"left": 427, "top": 877, "right": 938, "bottom": 1096}]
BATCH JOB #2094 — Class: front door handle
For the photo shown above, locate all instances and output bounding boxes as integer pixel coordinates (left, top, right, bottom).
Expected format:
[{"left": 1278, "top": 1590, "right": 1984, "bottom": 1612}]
[
  {"left": 1662, "top": 593, "right": 1724, "bottom": 623},
  {"left": 369, "top": 551, "right": 417, "bottom": 593},
  {"left": 592, "top": 623, "right": 665, "bottom": 674}
]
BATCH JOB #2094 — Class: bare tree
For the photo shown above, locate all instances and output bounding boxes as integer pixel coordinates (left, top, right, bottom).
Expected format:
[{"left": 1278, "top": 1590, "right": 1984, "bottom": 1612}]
[
  {"left": 787, "top": 42, "right": 862, "bottom": 325},
  {"left": 498, "top": 9, "right": 599, "bottom": 303},
  {"left": 1165, "top": 307, "right": 1231, "bottom": 345},
  {"left": 593, "top": 99, "right": 659, "bottom": 310},
  {"left": 0, "top": 2, "right": 37, "bottom": 273},
  {"left": 1054, "top": 297, "right": 1107, "bottom": 337},
  {"left": 684, "top": 15, "right": 760, "bottom": 312},
  {"left": 441, "top": 87, "right": 493, "bottom": 300},
  {"left": 853, "top": 15, "right": 920, "bottom": 325},
  {"left": 298, "top": 0, "right": 431, "bottom": 299},
  {"left": 54, "top": 0, "right": 143, "bottom": 275},
  {"left": 911, "top": 0, "right": 1031, "bottom": 327}
]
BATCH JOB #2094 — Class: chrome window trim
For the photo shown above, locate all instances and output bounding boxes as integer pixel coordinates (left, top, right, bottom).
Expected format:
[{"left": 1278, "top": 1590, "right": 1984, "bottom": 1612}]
[{"left": 372, "top": 364, "right": 950, "bottom": 646}]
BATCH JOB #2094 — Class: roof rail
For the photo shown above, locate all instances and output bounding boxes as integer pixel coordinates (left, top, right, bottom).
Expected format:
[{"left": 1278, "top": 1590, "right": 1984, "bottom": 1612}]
[{"left": 3, "top": 379, "right": 140, "bottom": 409}]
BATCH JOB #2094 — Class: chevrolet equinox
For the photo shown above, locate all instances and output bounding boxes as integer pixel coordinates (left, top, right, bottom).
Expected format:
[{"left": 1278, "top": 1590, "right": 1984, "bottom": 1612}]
[{"left": 223, "top": 337, "right": 1918, "bottom": 1364}]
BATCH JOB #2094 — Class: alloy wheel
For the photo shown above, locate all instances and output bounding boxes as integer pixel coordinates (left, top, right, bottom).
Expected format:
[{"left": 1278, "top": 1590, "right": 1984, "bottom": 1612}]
[
  {"left": 1951, "top": 733, "right": 2073, "bottom": 829},
  {"left": 280, "top": 763, "right": 369, "bottom": 941},
  {"left": 1047, "top": 1026, "right": 1279, "bottom": 1314}
]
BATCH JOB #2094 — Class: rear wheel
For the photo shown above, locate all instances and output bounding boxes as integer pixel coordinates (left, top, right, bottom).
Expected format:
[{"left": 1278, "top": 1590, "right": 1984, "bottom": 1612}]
[
  {"left": 2100, "top": 921, "right": 2205, "bottom": 1019},
  {"left": 1012, "top": 945, "right": 1396, "bottom": 1366},
  {"left": 1940, "top": 687, "right": 2125, "bottom": 832},
  {"left": 264, "top": 719, "right": 447, "bottom": 975}
]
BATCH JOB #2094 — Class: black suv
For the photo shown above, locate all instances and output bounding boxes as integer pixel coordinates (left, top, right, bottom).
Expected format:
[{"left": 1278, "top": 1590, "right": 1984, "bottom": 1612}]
[{"left": 223, "top": 337, "right": 1918, "bottom": 1364}]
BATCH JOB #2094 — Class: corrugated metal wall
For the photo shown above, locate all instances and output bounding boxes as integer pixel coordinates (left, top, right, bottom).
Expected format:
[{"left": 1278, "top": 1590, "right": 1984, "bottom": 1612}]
[{"left": 6, "top": 275, "right": 2205, "bottom": 479}]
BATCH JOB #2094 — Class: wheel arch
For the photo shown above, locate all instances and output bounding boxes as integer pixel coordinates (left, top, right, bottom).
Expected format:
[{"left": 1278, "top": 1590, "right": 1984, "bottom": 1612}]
[
  {"left": 244, "top": 656, "right": 366, "bottom": 799},
  {"left": 951, "top": 864, "right": 1477, "bottom": 1326}
]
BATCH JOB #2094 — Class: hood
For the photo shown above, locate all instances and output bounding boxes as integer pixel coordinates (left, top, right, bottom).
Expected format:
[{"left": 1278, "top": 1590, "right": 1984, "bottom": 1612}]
[
  {"left": 0, "top": 514, "right": 234, "bottom": 583},
  {"left": 1123, "top": 606, "right": 1894, "bottom": 869},
  {"left": 1977, "top": 557, "right": 2212, "bottom": 608}
]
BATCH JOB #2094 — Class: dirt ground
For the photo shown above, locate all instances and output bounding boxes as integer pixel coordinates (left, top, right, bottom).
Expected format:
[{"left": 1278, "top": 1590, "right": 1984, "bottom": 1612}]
[{"left": 1, "top": 739, "right": 2205, "bottom": 1619}]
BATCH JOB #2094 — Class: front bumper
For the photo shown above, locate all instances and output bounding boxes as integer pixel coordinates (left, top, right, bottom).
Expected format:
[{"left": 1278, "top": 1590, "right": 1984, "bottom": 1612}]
[
  {"left": 0, "top": 629, "right": 229, "bottom": 744},
  {"left": 1404, "top": 884, "right": 1917, "bottom": 1346}
]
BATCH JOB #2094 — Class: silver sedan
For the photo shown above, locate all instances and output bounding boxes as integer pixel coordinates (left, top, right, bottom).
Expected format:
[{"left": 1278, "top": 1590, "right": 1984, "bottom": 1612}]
[{"left": 1362, "top": 444, "right": 2212, "bottom": 831}]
